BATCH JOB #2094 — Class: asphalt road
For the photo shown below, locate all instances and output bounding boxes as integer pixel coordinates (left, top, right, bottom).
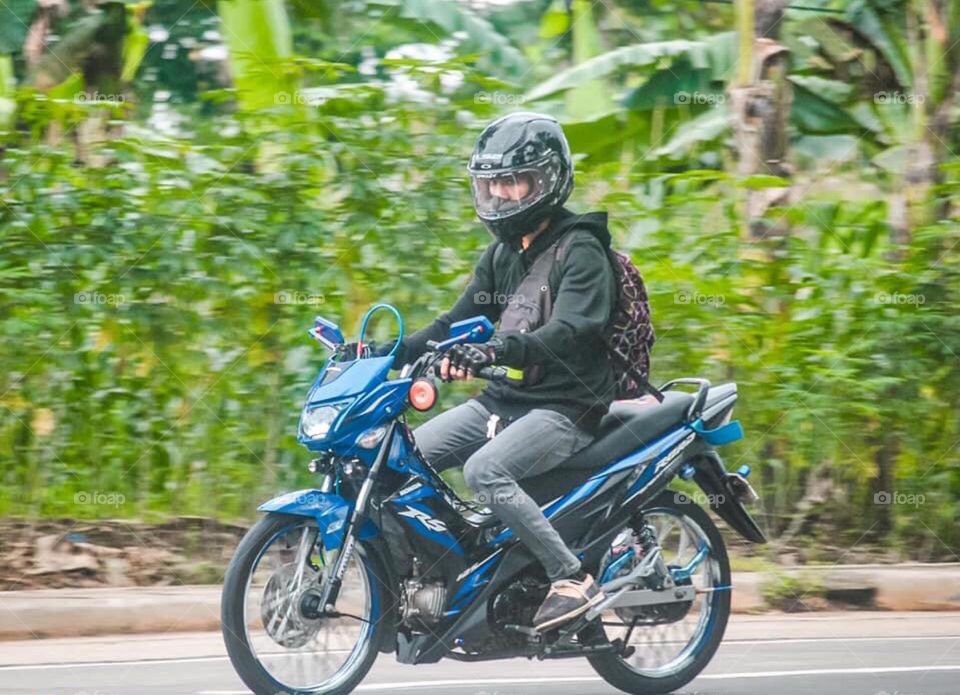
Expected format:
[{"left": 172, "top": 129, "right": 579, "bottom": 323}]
[{"left": 2, "top": 613, "right": 959, "bottom": 695}]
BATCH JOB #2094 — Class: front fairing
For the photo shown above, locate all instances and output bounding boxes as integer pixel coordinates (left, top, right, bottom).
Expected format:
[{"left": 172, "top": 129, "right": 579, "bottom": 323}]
[{"left": 298, "top": 355, "right": 411, "bottom": 452}]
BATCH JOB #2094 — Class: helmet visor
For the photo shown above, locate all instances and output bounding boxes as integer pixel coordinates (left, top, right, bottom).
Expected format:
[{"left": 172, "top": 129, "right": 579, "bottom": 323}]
[{"left": 469, "top": 154, "right": 561, "bottom": 220}]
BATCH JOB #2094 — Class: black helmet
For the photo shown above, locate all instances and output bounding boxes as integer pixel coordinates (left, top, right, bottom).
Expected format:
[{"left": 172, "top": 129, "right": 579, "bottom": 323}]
[{"left": 467, "top": 112, "right": 574, "bottom": 243}]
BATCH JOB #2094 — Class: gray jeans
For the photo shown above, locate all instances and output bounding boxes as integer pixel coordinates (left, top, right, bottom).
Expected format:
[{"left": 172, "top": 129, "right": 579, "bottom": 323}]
[{"left": 413, "top": 398, "right": 594, "bottom": 581}]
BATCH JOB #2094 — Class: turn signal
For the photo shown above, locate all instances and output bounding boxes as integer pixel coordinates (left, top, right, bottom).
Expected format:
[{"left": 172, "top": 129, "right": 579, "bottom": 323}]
[{"left": 409, "top": 378, "right": 438, "bottom": 411}]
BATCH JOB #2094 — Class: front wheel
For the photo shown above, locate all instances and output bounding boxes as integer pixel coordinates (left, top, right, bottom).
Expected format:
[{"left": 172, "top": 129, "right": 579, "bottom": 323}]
[
  {"left": 221, "top": 513, "right": 384, "bottom": 695},
  {"left": 587, "top": 489, "right": 731, "bottom": 694}
]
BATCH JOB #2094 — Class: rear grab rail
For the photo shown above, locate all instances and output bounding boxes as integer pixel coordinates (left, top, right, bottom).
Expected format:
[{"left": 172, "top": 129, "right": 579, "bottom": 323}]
[{"left": 658, "top": 377, "right": 711, "bottom": 422}]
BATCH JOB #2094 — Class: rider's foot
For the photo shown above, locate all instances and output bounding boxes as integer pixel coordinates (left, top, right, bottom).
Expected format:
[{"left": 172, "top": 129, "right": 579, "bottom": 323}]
[{"left": 533, "top": 570, "right": 604, "bottom": 632}]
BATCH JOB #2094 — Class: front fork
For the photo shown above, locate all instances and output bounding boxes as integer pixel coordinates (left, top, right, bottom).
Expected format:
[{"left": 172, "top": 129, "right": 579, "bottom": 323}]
[{"left": 316, "top": 421, "right": 396, "bottom": 614}]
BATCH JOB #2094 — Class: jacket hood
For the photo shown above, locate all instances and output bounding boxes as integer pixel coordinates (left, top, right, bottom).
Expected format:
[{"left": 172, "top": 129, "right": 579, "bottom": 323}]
[
  {"left": 551, "top": 207, "right": 611, "bottom": 248},
  {"left": 513, "top": 206, "right": 611, "bottom": 260}
]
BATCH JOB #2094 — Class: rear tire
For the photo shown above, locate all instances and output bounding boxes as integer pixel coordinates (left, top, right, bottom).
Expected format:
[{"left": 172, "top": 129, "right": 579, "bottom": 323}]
[
  {"left": 587, "top": 490, "right": 731, "bottom": 694},
  {"left": 221, "top": 513, "right": 385, "bottom": 695}
]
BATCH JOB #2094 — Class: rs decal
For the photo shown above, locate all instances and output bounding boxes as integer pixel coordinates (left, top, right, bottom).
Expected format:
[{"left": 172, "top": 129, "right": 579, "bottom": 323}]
[{"left": 398, "top": 506, "right": 448, "bottom": 533}]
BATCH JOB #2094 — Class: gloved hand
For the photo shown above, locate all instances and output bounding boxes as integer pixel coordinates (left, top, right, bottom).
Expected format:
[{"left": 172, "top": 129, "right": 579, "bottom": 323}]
[{"left": 440, "top": 338, "right": 503, "bottom": 381}]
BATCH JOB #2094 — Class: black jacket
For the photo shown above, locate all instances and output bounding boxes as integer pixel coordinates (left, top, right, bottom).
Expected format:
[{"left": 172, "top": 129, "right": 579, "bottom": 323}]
[{"left": 398, "top": 208, "right": 618, "bottom": 434}]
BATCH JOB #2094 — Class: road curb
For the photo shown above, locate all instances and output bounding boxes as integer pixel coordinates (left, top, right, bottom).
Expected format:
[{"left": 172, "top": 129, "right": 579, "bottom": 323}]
[
  {"left": 1, "top": 564, "right": 958, "bottom": 641},
  {"left": 731, "top": 563, "right": 960, "bottom": 613},
  {"left": 0, "top": 586, "right": 221, "bottom": 640}
]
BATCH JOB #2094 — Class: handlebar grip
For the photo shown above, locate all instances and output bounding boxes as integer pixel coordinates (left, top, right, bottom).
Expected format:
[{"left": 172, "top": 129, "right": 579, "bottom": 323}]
[
  {"left": 431, "top": 362, "right": 508, "bottom": 382},
  {"left": 476, "top": 366, "right": 508, "bottom": 382}
]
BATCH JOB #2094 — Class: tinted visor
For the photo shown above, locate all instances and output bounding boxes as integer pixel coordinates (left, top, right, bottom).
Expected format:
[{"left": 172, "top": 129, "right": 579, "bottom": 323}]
[{"left": 469, "top": 154, "right": 561, "bottom": 220}]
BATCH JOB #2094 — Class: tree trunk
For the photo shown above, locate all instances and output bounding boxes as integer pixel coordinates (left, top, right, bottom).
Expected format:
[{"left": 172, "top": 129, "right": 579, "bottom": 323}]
[
  {"left": 729, "top": 0, "right": 793, "bottom": 240},
  {"left": 0, "top": 54, "right": 14, "bottom": 132},
  {"left": 871, "top": 431, "right": 897, "bottom": 539}
]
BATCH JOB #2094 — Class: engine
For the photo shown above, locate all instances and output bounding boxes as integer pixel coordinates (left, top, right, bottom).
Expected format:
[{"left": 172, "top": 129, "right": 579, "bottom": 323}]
[{"left": 400, "top": 577, "right": 447, "bottom": 627}]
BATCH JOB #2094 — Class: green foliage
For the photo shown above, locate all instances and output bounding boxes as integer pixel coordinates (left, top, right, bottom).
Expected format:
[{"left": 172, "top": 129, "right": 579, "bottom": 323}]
[
  {"left": 0, "top": 0, "right": 37, "bottom": 55},
  {"left": 526, "top": 34, "right": 735, "bottom": 102},
  {"left": 370, "top": 0, "right": 527, "bottom": 76},
  {"left": 760, "top": 571, "right": 825, "bottom": 611},
  {"left": 0, "top": 0, "right": 958, "bottom": 563}
]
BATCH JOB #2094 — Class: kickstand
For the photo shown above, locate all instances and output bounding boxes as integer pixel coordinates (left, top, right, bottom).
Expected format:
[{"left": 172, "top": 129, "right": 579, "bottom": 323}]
[{"left": 623, "top": 616, "right": 638, "bottom": 645}]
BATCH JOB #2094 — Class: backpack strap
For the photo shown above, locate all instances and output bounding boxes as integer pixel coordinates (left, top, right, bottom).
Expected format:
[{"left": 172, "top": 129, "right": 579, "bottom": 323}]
[
  {"left": 493, "top": 241, "right": 505, "bottom": 267},
  {"left": 610, "top": 350, "right": 665, "bottom": 403}
]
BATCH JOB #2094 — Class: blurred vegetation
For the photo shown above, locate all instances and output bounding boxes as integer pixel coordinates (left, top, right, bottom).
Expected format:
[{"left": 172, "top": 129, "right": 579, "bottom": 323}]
[{"left": 0, "top": 0, "right": 958, "bottom": 561}]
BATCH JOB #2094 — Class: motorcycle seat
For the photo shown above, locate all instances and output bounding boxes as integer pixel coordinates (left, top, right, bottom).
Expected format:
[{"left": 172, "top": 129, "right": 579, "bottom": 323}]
[
  {"left": 513, "top": 391, "right": 695, "bottom": 505},
  {"left": 562, "top": 391, "right": 696, "bottom": 469},
  {"left": 464, "top": 386, "right": 735, "bottom": 515}
]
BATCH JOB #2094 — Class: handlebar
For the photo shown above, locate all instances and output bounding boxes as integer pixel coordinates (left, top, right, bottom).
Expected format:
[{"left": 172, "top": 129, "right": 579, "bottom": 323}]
[
  {"left": 417, "top": 341, "right": 508, "bottom": 383},
  {"left": 474, "top": 365, "right": 509, "bottom": 382}
]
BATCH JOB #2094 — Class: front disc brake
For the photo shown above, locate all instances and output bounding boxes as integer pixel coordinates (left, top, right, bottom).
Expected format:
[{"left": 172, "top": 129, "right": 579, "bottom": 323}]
[{"left": 260, "top": 562, "right": 322, "bottom": 648}]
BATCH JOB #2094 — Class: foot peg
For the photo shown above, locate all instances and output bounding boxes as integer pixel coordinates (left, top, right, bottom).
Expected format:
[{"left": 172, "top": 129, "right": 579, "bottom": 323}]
[{"left": 504, "top": 623, "right": 541, "bottom": 641}]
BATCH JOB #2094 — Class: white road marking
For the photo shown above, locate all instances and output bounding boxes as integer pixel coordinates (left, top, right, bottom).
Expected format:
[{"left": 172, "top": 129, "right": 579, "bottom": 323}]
[
  {"left": 722, "top": 634, "right": 960, "bottom": 645},
  {"left": 0, "top": 655, "right": 230, "bottom": 671},
  {"left": 1, "top": 635, "right": 959, "bottom": 672},
  {"left": 702, "top": 665, "right": 960, "bottom": 679},
  {"left": 194, "top": 665, "right": 960, "bottom": 694}
]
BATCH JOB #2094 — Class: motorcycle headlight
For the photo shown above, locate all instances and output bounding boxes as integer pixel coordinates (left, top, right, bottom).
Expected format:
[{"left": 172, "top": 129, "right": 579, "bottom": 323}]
[{"left": 300, "top": 402, "right": 349, "bottom": 440}]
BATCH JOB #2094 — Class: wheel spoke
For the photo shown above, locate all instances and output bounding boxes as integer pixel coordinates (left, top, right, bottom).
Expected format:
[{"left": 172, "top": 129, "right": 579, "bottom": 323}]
[{"left": 676, "top": 523, "right": 690, "bottom": 562}]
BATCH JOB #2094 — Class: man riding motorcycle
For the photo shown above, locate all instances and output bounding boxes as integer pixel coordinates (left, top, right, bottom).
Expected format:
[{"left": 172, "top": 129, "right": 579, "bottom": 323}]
[{"left": 376, "top": 112, "right": 619, "bottom": 631}]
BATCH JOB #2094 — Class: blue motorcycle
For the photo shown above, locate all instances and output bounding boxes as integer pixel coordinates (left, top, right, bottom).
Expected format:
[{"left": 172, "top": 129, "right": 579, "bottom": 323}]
[{"left": 221, "top": 304, "right": 766, "bottom": 695}]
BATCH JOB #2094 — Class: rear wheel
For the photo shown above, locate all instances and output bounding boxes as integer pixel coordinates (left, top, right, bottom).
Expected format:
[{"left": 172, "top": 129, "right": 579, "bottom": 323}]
[
  {"left": 221, "top": 513, "right": 384, "bottom": 695},
  {"left": 587, "top": 490, "right": 731, "bottom": 694}
]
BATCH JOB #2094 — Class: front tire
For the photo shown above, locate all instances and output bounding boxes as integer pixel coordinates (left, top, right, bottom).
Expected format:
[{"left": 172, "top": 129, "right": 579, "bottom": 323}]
[
  {"left": 587, "top": 490, "right": 731, "bottom": 694},
  {"left": 221, "top": 513, "right": 385, "bottom": 695}
]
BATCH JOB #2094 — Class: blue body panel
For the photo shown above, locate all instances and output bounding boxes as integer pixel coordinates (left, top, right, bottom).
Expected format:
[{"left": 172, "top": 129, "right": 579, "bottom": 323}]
[
  {"left": 305, "top": 356, "right": 395, "bottom": 404},
  {"left": 383, "top": 425, "right": 433, "bottom": 478},
  {"left": 258, "top": 488, "right": 379, "bottom": 550},
  {"left": 392, "top": 501, "right": 465, "bottom": 556},
  {"left": 446, "top": 549, "right": 503, "bottom": 616}
]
